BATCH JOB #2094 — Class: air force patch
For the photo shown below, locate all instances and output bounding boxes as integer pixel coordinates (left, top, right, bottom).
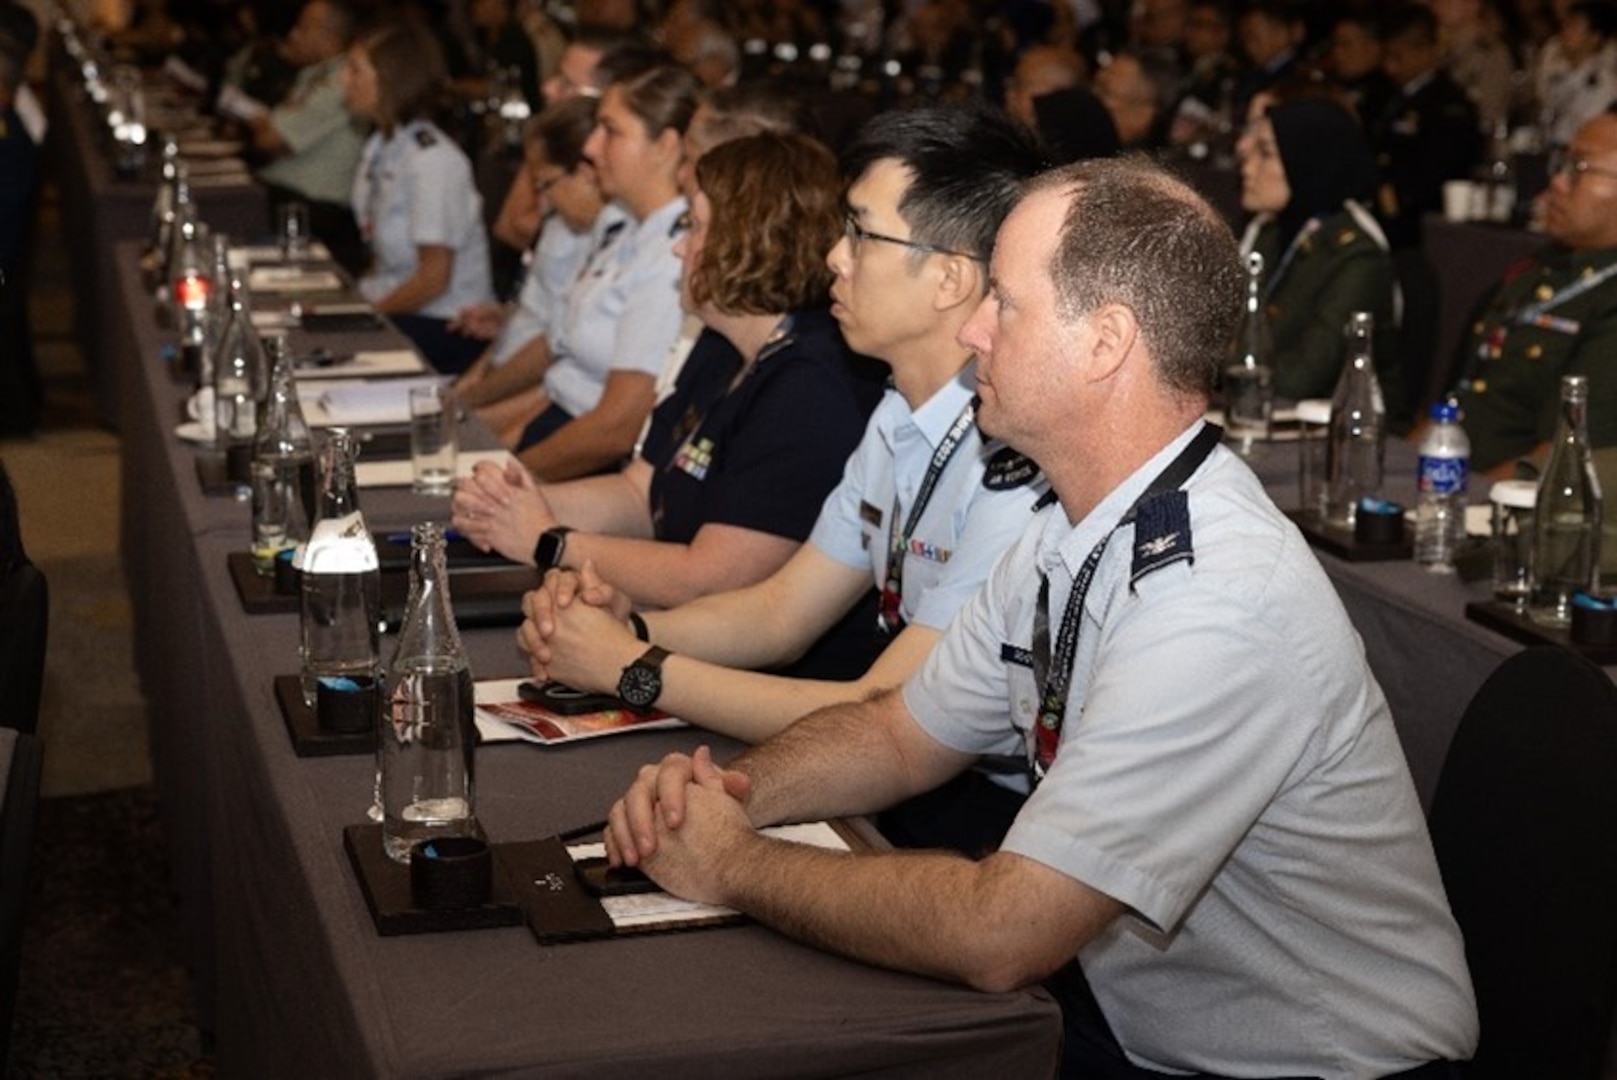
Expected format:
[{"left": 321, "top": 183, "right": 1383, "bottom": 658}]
[
  {"left": 983, "top": 445, "right": 1039, "bottom": 491},
  {"left": 1130, "top": 490, "right": 1193, "bottom": 589}
]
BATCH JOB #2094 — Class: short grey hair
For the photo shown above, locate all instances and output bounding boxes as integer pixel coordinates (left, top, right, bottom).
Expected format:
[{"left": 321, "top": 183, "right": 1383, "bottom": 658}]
[{"left": 1026, "top": 156, "right": 1243, "bottom": 396}]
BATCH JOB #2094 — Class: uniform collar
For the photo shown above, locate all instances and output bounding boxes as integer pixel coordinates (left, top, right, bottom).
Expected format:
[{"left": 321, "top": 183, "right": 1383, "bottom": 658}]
[
  {"left": 904, "top": 362, "right": 977, "bottom": 449},
  {"left": 1041, "top": 420, "right": 1215, "bottom": 575}
]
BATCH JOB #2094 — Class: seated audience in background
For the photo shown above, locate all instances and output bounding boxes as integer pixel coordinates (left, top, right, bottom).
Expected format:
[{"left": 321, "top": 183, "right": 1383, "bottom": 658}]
[
  {"left": 504, "top": 63, "right": 697, "bottom": 480},
  {"left": 452, "top": 97, "right": 612, "bottom": 416},
  {"left": 1370, "top": 5, "right": 1483, "bottom": 249},
  {"left": 248, "top": 0, "right": 367, "bottom": 276},
  {"left": 1093, "top": 49, "right": 1178, "bottom": 149},
  {"left": 1454, "top": 112, "right": 1617, "bottom": 476},
  {"left": 0, "top": 31, "right": 40, "bottom": 437},
  {"left": 1166, "top": 0, "right": 1241, "bottom": 147},
  {"left": 1328, "top": 10, "right": 1397, "bottom": 130},
  {"left": 344, "top": 19, "right": 493, "bottom": 373},
  {"left": 1233, "top": 0, "right": 1305, "bottom": 116},
  {"left": 1003, "top": 42, "right": 1087, "bottom": 131},
  {"left": 592, "top": 155, "right": 1479, "bottom": 1080},
  {"left": 454, "top": 132, "right": 872, "bottom": 636},
  {"left": 217, "top": 1, "right": 298, "bottom": 109},
  {"left": 663, "top": 16, "right": 738, "bottom": 89},
  {"left": 520, "top": 104, "right": 1048, "bottom": 854},
  {"left": 457, "top": 0, "right": 541, "bottom": 109},
  {"left": 1432, "top": 0, "right": 1516, "bottom": 132},
  {"left": 1004, "top": 44, "right": 1117, "bottom": 165},
  {"left": 487, "top": 33, "right": 659, "bottom": 288},
  {"left": 1237, "top": 96, "right": 1405, "bottom": 419},
  {"left": 1534, "top": 0, "right": 1617, "bottom": 148}
]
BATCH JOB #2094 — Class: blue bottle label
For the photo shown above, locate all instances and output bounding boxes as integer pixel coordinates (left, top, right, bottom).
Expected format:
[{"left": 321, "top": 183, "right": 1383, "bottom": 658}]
[{"left": 1418, "top": 454, "right": 1468, "bottom": 495}]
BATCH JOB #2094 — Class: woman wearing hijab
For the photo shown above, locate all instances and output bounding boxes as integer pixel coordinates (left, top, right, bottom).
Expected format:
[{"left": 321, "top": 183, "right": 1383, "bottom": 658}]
[{"left": 1236, "top": 95, "right": 1405, "bottom": 419}]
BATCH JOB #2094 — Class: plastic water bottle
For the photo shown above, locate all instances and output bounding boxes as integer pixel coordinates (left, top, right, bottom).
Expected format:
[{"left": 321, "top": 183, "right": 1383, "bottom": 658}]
[{"left": 1414, "top": 400, "right": 1471, "bottom": 572}]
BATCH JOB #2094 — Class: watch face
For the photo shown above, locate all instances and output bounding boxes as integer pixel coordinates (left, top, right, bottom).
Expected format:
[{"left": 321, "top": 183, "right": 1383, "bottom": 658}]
[{"left": 619, "top": 663, "right": 661, "bottom": 709}]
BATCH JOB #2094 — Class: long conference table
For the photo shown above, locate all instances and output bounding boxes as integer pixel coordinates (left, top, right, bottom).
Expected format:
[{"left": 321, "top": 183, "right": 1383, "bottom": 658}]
[{"left": 109, "top": 241, "right": 1063, "bottom": 1077}]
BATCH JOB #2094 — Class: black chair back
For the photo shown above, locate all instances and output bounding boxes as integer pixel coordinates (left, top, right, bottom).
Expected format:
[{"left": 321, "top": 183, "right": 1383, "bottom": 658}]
[
  {"left": 1428, "top": 646, "right": 1617, "bottom": 1079},
  {"left": 0, "top": 729, "right": 42, "bottom": 1069},
  {"left": 0, "top": 464, "right": 45, "bottom": 735}
]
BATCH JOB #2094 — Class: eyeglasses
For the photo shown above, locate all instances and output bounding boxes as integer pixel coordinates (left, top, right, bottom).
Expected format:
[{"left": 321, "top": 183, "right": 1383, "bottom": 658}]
[
  {"left": 842, "top": 211, "right": 981, "bottom": 261},
  {"left": 1549, "top": 147, "right": 1617, "bottom": 185}
]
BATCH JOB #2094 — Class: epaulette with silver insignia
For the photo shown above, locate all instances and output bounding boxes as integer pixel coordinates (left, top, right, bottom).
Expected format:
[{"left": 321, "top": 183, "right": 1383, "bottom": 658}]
[{"left": 1129, "top": 490, "right": 1193, "bottom": 589}]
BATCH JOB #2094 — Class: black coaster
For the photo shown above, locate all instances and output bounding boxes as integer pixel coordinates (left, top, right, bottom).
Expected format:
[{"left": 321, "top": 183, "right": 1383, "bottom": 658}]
[
  {"left": 229, "top": 552, "right": 299, "bottom": 615},
  {"left": 275, "top": 674, "right": 376, "bottom": 757},
  {"left": 343, "top": 824, "right": 523, "bottom": 937},
  {"left": 195, "top": 452, "right": 250, "bottom": 499},
  {"left": 1464, "top": 600, "right": 1617, "bottom": 666},
  {"left": 1285, "top": 509, "right": 1414, "bottom": 562}
]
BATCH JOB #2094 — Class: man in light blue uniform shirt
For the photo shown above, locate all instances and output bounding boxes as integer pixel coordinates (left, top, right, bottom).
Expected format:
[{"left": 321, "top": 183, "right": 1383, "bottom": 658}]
[
  {"left": 251, "top": 0, "right": 366, "bottom": 272},
  {"left": 599, "top": 158, "right": 1479, "bottom": 1078},
  {"left": 520, "top": 105, "right": 1048, "bottom": 852}
]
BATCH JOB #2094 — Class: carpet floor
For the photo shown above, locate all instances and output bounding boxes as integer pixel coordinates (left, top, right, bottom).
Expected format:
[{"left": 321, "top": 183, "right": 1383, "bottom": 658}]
[{"left": 2, "top": 182, "right": 212, "bottom": 1076}]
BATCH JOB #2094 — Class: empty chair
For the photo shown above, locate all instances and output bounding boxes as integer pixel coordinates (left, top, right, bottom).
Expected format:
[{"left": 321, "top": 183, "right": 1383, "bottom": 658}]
[{"left": 1427, "top": 645, "right": 1617, "bottom": 1078}]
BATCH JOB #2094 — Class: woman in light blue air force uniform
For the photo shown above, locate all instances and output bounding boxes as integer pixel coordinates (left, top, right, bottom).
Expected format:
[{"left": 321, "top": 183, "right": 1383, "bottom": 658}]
[
  {"left": 344, "top": 19, "right": 492, "bottom": 373},
  {"left": 509, "top": 63, "right": 700, "bottom": 482}
]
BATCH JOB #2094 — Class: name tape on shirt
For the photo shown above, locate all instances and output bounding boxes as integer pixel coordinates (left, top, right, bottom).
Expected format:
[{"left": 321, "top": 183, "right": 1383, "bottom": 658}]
[{"left": 983, "top": 446, "right": 1039, "bottom": 491}]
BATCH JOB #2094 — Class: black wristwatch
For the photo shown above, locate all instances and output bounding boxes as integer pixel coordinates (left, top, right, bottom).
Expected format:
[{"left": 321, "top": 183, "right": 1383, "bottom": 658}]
[
  {"left": 533, "top": 525, "right": 574, "bottom": 570},
  {"left": 617, "top": 646, "right": 669, "bottom": 710}
]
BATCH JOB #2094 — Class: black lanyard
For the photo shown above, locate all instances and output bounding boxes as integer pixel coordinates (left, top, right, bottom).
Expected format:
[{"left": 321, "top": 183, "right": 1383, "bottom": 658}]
[
  {"left": 878, "top": 403, "right": 976, "bottom": 635},
  {"left": 1029, "top": 423, "right": 1223, "bottom": 785}
]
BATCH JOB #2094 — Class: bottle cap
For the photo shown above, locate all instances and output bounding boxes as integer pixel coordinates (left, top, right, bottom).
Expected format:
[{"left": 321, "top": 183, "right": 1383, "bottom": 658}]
[{"left": 1429, "top": 400, "right": 1460, "bottom": 423}]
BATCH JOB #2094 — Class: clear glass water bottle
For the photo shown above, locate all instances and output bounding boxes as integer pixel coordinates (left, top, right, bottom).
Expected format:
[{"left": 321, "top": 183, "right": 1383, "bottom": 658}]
[
  {"left": 380, "top": 522, "right": 479, "bottom": 864},
  {"left": 1324, "top": 312, "right": 1386, "bottom": 529},
  {"left": 212, "top": 272, "right": 266, "bottom": 459},
  {"left": 1414, "top": 400, "right": 1471, "bottom": 572},
  {"left": 169, "top": 216, "right": 212, "bottom": 379},
  {"left": 141, "top": 134, "right": 181, "bottom": 286},
  {"left": 299, "top": 430, "right": 381, "bottom": 705},
  {"left": 156, "top": 163, "right": 197, "bottom": 304},
  {"left": 1530, "top": 374, "right": 1604, "bottom": 626},
  {"left": 250, "top": 335, "right": 316, "bottom": 575},
  {"left": 1224, "top": 251, "right": 1275, "bottom": 453},
  {"left": 196, "top": 232, "right": 232, "bottom": 391}
]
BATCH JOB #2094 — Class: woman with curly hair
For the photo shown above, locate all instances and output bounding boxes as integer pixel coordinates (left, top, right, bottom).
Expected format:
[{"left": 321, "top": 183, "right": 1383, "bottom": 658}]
[{"left": 452, "top": 132, "right": 875, "bottom": 635}]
